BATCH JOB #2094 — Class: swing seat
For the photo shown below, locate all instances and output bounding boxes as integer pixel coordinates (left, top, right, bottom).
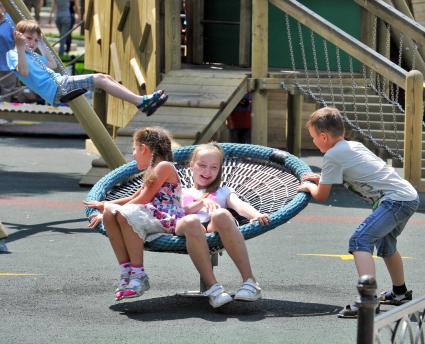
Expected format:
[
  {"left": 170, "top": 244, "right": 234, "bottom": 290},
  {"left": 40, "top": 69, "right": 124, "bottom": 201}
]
[
  {"left": 85, "top": 143, "right": 312, "bottom": 253},
  {"left": 59, "top": 88, "right": 88, "bottom": 103}
]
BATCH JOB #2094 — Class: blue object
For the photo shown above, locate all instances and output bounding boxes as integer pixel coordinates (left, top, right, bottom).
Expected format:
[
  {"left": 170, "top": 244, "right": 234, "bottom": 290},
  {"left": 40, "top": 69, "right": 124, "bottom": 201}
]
[
  {"left": 7, "top": 50, "right": 59, "bottom": 105},
  {"left": 85, "top": 143, "right": 312, "bottom": 253}
]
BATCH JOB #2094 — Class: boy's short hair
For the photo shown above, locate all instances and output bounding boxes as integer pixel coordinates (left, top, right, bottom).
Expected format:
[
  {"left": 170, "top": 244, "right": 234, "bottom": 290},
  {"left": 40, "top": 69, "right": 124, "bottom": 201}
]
[
  {"left": 307, "top": 107, "right": 345, "bottom": 137},
  {"left": 15, "top": 19, "right": 41, "bottom": 36}
]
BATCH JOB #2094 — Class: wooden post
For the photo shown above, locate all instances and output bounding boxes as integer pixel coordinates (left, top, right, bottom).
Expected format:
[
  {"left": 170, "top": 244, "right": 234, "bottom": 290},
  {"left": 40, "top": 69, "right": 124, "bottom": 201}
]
[
  {"left": 164, "top": 0, "right": 181, "bottom": 72},
  {"left": 251, "top": 0, "right": 268, "bottom": 146},
  {"left": 2, "top": 0, "right": 126, "bottom": 169},
  {"left": 239, "top": 0, "right": 252, "bottom": 67},
  {"left": 404, "top": 70, "right": 423, "bottom": 187},
  {"left": 287, "top": 92, "right": 303, "bottom": 156},
  {"left": 187, "top": 0, "right": 204, "bottom": 64}
]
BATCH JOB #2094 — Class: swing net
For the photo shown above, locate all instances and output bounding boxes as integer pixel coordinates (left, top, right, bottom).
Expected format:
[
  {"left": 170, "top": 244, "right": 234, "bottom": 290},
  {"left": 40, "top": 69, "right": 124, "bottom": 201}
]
[
  {"left": 85, "top": 144, "right": 312, "bottom": 254},
  {"left": 276, "top": 1, "right": 425, "bottom": 176}
]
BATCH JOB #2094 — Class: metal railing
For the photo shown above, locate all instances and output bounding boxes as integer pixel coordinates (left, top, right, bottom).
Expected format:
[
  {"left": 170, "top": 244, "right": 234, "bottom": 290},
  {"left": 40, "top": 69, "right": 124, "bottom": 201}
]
[{"left": 356, "top": 275, "right": 425, "bottom": 343}]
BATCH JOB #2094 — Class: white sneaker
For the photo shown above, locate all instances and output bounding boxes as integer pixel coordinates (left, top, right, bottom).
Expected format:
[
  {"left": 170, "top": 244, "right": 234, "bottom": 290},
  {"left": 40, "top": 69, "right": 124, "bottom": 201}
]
[
  {"left": 203, "top": 283, "right": 233, "bottom": 308},
  {"left": 234, "top": 279, "right": 262, "bottom": 302}
]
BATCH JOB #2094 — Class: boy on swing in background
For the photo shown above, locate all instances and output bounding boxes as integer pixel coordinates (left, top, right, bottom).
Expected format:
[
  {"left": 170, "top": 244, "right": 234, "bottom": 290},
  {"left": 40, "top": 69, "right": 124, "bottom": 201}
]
[
  {"left": 7, "top": 19, "right": 167, "bottom": 115},
  {"left": 297, "top": 107, "right": 419, "bottom": 318}
]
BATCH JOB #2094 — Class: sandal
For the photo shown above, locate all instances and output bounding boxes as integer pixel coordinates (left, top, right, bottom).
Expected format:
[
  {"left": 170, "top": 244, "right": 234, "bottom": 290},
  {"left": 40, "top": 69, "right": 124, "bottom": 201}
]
[
  {"left": 137, "top": 90, "right": 168, "bottom": 116},
  {"left": 338, "top": 302, "right": 380, "bottom": 319}
]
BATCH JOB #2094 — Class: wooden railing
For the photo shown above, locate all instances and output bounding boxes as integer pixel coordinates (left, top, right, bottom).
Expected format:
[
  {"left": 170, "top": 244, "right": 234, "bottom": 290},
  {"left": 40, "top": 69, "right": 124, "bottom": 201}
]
[{"left": 251, "top": 0, "right": 425, "bottom": 190}]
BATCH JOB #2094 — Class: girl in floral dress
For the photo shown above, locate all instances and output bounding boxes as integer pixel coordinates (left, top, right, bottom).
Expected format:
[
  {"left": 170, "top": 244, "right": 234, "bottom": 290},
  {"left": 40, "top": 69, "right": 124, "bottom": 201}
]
[{"left": 84, "top": 127, "right": 184, "bottom": 300}]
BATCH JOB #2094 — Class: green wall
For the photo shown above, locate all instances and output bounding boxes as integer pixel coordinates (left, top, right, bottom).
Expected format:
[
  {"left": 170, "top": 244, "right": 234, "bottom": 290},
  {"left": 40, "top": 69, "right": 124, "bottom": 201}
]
[
  {"left": 203, "top": 0, "right": 240, "bottom": 65},
  {"left": 203, "top": 0, "right": 362, "bottom": 72}
]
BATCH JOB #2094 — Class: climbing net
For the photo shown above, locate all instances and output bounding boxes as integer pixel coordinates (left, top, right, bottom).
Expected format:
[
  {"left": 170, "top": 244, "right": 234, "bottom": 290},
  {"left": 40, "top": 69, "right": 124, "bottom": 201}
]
[{"left": 281, "top": 11, "right": 425, "bottom": 166}]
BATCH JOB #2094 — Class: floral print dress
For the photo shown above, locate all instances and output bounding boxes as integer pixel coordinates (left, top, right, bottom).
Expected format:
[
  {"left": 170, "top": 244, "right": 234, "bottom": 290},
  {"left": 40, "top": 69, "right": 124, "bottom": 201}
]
[{"left": 108, "top": 181, "right": 185, "bottom": 241}]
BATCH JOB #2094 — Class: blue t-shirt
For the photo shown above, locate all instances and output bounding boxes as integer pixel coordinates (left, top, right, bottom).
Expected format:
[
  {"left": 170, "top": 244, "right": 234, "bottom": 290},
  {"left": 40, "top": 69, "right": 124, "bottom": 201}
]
[
  {"left": 0, "top": 14, "right": 15, "bottom": 71},
  {"left": 6, "top": 49, "right": 59, "bottom": 105}
]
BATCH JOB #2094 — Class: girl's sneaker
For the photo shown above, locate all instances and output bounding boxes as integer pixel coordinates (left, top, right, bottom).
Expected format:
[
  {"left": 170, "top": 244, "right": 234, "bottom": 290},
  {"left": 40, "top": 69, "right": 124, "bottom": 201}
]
[
  {"left": 137, "top": 90, "right": 168, "bottom": 116},
  {"left": 234, "top": 279, "right": 262, "bottom": 302},
  {"left": 114, "top": 273, "right": 130, "bottom": 301},
  {"left": 203, "top": 283, "right": 233, "bottom": 308},
  {"left": 379, "top": 290, "right": 412, "bottom": 305},
  {"left": 120, "top": 274, "right": 150, "bottom": 299}
]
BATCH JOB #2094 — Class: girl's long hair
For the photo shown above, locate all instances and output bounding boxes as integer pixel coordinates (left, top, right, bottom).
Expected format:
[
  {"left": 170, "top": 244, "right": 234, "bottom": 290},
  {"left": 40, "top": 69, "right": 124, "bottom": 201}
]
[
  {"left": 190, "top": 142, "right": 224, "bottom": 193},
  {"left": 133, "top": 127, "right": 173, "bottom": 187}
]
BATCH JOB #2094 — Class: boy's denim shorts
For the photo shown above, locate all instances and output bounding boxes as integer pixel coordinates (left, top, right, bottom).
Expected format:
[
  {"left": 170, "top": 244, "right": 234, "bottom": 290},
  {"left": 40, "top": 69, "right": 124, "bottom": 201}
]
[
  {"left": 348, "top": 197, "right": 419, "bottom": 258},
  {"left": 54, "top": 74, "right": 95, "bottom": 104}
]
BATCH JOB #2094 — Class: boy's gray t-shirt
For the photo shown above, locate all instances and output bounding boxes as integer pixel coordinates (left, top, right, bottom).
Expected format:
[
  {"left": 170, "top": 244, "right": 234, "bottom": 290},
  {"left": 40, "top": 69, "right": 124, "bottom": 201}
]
[{"left": 320, "top": 140, "right": 417, "bottom": 205}]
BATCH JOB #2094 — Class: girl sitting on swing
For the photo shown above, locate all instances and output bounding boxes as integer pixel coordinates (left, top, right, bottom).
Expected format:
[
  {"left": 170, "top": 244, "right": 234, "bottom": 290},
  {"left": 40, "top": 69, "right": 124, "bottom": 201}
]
[{"left": 6, "top": 19, "right": 167, "bottom": 115}]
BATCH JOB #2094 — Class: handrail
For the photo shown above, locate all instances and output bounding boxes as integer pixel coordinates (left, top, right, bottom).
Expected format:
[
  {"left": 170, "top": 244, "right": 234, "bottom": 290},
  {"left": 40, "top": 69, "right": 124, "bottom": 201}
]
[
  {"left": 354, "top": 0, "right": 425, "bottom": 48},
  {"left": 269, "top": 0, "right": 407, "bottom": 88}
]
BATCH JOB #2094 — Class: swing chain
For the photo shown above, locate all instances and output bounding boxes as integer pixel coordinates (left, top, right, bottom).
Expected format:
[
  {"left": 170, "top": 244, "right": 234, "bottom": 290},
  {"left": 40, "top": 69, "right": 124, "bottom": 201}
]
[
  {"left": 310, "top": 29, "right": 324, "bottom": 104},
  {"left": 336, "top": 47, "right": 346, "bottom": 114}
]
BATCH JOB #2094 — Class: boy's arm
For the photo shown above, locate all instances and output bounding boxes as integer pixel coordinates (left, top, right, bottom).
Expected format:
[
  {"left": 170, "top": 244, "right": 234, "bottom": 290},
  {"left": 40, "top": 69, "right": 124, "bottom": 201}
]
[
  {"left": 297, "top": 182, "right": 332, "bottom": 202},
  {"left": 14, "top": 32, "right": 28, "bottom": 76}
]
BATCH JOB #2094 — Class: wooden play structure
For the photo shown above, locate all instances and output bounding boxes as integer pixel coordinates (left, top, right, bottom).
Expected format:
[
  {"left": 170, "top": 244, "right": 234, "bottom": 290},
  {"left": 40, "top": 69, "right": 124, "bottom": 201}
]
[
  {"left": 3, "top": 0, "right": 425, "bottom": 190},
  {"left": 80, "top": 0, "right": 425, "bottom": 190}
]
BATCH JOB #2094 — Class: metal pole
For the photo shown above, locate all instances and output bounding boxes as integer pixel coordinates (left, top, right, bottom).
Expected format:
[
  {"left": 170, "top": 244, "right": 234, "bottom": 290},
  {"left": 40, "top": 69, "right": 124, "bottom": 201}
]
[{"left": 356, "top": 275, "right": 378, "bottom": 344}]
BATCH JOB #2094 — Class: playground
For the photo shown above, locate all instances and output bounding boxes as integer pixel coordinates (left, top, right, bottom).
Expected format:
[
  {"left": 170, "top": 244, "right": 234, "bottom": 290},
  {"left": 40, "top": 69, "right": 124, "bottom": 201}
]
[
  {"left": 2, "top": 132, "right": 425, "bottom": 344},
  {"left": 2, "top": 0, "right": 425, "bottom": 343}
]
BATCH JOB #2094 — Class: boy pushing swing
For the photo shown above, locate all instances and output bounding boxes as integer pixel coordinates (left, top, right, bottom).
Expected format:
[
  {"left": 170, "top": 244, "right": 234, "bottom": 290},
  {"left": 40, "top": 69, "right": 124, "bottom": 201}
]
[{"left": 298, "top": 107, "right": 419, "bottom": 318}]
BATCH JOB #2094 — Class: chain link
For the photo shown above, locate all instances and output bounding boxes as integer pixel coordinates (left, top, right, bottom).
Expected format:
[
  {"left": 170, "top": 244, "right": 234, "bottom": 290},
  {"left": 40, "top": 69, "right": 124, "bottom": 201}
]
[
  {"left": 322, "top": 40, "right": 335, "bottom": 105},
  {"left": 335, "top": 47, "right": 346, "bottom": 114}
]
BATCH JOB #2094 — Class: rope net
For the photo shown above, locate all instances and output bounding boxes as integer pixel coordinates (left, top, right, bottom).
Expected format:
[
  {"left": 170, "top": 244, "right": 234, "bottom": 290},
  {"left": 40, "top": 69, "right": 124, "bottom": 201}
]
[
  {"left": 105, "top": 157, "right": 300, "bottom": 226},
  {"left": 281, "top": 11, "right": 425, "bottom": 172}
]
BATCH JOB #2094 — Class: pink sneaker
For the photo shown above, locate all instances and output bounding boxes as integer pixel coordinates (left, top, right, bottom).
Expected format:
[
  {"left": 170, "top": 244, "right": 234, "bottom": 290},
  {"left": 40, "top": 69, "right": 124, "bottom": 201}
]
[
  {"left": 114, "top": 274, "right": 129, "bottom": 301},
  {"left": 120, "top": 274, "right": 150, "bottom": 299}
]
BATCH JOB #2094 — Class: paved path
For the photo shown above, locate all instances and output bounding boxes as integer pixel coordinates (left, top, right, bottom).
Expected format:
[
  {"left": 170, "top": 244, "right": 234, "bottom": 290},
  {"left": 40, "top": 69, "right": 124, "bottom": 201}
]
[{"left": 1, "top": 134, "right": 425, "bottom": 344}]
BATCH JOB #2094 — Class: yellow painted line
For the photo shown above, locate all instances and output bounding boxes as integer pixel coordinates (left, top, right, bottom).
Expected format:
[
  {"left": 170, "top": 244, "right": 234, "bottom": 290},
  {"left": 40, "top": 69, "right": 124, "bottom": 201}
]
[
  {"left": 297, "top": 254, "right": 413, "bottom": 261},
  {"left": 0, "top": 273, "right": 41, "bottom": 276},
  {"left": 13, "top": 121, "right": 39, "bottom": 125}
]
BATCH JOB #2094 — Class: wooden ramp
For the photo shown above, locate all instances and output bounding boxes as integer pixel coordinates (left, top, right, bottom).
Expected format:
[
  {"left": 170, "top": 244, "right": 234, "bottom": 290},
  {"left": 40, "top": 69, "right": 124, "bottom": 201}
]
[{"left": 80, "top": 68, "right": 249, "bottom": 185}]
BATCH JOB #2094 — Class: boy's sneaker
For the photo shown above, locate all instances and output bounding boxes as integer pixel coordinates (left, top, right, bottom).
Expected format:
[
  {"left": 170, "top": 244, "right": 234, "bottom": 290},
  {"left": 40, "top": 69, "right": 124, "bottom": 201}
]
[
  {"left": 137, "top": 90, "right": 168, "bottom": 116},
  {"left": 379, "top": 290, "right": 412, "bottom": 305},
  {"left": 234, "top": 278, "right": 262, "bottom": 302},
  {"left": 119, "top": 274, "right": 150, "bottom": 300},
  {"left": 203, "top": 283, "right": 233, "bottom": 308}
]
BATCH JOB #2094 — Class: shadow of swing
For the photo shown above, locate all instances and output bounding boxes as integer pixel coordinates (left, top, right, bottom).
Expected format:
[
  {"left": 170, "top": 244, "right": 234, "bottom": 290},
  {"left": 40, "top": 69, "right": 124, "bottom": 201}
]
[
  {"left": 110, "top": 295, "right": 343, "bottom": 322},
  {"left": 2, "top": 218, "right": 92, "bottom": 244}
]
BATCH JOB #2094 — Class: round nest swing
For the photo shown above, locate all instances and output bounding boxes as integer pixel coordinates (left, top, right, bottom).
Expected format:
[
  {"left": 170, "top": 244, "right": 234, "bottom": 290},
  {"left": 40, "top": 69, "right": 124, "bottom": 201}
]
[{"left": 85, "top": 143, "right": 312, "bottom": 253}]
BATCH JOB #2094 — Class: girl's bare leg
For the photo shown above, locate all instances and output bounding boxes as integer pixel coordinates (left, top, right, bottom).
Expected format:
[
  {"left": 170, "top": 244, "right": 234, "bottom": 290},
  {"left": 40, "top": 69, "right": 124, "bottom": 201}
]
[
  {"left": 102, "top": 207, "right": 130, "bottom": 263},
  {"left": 116, "top": 213, "right": 144, "bottom": 266},
  {"left": 208, "top": 209, "right": 254, "bottom": 282},
  {"left": 175, "top": 215, "right": 217, "bottom": 288}
]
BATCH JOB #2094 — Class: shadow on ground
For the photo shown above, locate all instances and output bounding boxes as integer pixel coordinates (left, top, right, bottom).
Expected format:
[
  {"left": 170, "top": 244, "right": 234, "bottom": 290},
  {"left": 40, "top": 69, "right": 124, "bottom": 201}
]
[
  {"left": 110, "top": 295, "right": 342, "bottom": 322},
  {"left": 2, "top": 218, "right": 92, "bottom": 244},
  {"left": 0, "top": 170, "right": 90, "bottom": 195}
]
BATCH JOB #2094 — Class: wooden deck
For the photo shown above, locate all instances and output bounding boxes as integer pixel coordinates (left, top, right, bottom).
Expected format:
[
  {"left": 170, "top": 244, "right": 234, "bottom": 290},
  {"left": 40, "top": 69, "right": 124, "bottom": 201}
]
[{"left": 80, "top": 68, "right": 249, "bottom": 185}]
